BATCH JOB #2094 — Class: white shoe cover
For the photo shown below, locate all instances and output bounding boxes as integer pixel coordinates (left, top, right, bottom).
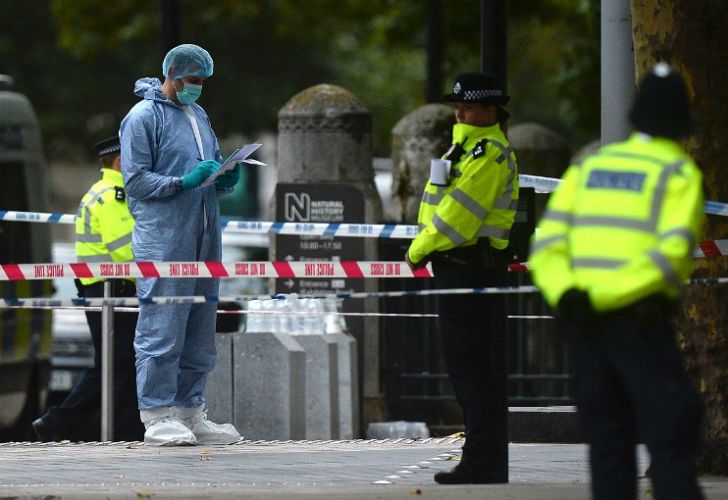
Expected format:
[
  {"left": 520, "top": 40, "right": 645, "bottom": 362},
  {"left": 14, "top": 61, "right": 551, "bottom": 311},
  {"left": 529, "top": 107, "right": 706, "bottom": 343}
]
[
  {"left": 140, "top": 407, "right": 197, "bottom": 446},
  {"left": 177, "top": 404, "right": 242, "bottom": 444}
]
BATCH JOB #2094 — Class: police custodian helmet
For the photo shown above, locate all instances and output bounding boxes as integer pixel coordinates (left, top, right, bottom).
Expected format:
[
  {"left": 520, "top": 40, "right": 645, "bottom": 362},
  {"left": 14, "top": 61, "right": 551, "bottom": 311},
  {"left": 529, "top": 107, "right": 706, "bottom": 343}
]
[
  {"left": 443, "top": 72, "right": 509, "bottom": 106},
  {"left": 629, "top": 62, "right": 693, "bottom": 140}
]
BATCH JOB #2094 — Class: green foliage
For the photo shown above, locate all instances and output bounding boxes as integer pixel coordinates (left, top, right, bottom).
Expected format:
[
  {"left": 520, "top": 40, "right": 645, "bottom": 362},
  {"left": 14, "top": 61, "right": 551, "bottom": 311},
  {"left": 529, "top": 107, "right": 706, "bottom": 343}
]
[
  {"left": 0, "top": 0, "right": 600, "bottom": 160},
  {"left": 508, "top": 0, "right": 600, "bottom": 143}
]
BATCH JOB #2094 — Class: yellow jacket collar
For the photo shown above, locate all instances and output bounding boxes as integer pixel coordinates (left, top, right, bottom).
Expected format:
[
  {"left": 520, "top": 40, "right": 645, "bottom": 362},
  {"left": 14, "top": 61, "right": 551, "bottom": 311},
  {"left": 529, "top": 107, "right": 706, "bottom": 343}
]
[
  {"left": 628, "top": 132, "right": 685, "bottom": 157},
  {"left": 101, "top": 168, "right": 124, "bottom": 185},
  {"left": 452, "top": 122, "right": 502, "bottom": 150}
]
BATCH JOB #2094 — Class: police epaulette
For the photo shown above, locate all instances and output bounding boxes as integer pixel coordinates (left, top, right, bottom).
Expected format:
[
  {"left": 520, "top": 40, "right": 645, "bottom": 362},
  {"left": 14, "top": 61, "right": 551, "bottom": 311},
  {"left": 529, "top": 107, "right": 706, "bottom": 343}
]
[
  {"left": 470, "top": 139, "right": 488, "bottom": 159},
  {"left": 115, "top": 186, "right": 126, "bottom": 202}
]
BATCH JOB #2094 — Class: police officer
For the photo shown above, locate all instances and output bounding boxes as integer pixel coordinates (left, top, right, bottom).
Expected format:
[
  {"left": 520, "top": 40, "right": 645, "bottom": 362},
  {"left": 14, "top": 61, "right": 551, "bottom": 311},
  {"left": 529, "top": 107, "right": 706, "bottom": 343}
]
[
  {"left": 530, "top": 63, "right": 704, "bottom": 500},
  {"left": 406, "top": 72, "right": 519, "bottom": 484},
  {"left": 33, "top": 135, "right": 144, "bottom": 442}
]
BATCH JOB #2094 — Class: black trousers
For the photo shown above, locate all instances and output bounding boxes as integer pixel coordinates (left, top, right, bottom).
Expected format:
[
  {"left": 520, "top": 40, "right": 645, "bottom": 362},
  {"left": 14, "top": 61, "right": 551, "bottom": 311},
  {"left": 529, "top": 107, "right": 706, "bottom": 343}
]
[
  {"left": 431, "top": 241, "right": 508, "bottom": 482},
  {"left": 41, "top": 279, "right": 144, "bottom": 441},
  {"left": 565, "top": 301, "right": 704, "bottom": 500}
]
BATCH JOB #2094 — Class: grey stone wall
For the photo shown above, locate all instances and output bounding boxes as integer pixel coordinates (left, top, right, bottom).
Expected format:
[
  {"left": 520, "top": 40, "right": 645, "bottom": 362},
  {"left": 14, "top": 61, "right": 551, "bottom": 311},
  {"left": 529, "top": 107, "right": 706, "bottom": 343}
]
[
  {"left": 391, "top": 104, "right": 455, "bottom": 223},
  {"left": 508, "top": 123, "right": 571, "bottom": 180}
]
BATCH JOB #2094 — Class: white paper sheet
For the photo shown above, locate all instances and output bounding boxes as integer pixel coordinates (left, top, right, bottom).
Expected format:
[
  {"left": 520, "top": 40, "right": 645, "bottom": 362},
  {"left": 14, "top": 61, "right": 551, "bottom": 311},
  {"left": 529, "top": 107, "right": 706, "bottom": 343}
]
[{"left": 201, "top": 143, "right": 265, "bottom": 187}]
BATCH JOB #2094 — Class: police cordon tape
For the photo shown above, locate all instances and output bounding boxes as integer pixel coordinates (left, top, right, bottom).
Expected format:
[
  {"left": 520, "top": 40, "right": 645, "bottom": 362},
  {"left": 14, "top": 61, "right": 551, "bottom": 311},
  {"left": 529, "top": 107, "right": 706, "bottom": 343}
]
[
  {"left": 3, "top": 274, "right": 728, "bottom": 309},
  {"left": 0, "top": 209, "right": 422, "bottom": 240},
  {"left": 5, "top": 207, "right": 728, "bottom": 252},
  {"left": 0, "top": 286, "right": 541, "bottom": 309},
  {"left": 1, "top": 173, "right": 728, "bottom": 224},
  {"left": 1, "top": 303, "right": 439, "bottom": 319},
  {"left": 0, "top": 260, "right": 433, "bottom": 281}
]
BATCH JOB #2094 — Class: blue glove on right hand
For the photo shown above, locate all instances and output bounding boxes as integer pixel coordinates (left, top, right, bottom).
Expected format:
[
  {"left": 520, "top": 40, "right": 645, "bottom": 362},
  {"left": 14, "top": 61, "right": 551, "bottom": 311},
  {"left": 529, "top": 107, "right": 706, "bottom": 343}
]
[
  {"left": 216, "top": 164, "right": 240, "bottom": 189},
  {"left": 181, "top": 160, "right": 221, "bottom": 190}
]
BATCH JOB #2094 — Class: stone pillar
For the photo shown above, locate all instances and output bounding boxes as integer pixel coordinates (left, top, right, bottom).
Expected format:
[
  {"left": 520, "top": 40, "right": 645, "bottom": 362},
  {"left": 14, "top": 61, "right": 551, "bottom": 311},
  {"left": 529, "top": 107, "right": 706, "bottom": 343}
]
[
  {"left": 205, "top": 332, "right": 234, "bottom": 424},
  {"left": 508, "top": 123, "right": 571, "bottom": 221},
  {"left": 330, "top": 332, "right": 359, "bottom": 439},
  {"left": 233, "top": 332, "right": 306, "bottom": 440},
  {"left": 294, "top": 334, "right": 339, "bottom": 439},
  {"left": 571, "top": 140, "right": 601, "bottom": 166},
  {"left": 508, "top": 123, "right": 571, "bottom": 180},
  {"left": 391, "top": 104, "right": 455, "bottom": 223},
  {"left": 274, "top": 84, "right": 383, "bottom": 436}
]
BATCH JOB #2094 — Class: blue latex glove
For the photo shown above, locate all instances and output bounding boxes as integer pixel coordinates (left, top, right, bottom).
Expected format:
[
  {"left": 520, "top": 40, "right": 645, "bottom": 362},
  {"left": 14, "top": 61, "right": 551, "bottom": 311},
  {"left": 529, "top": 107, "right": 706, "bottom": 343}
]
[
  {"left": 180, "top": 160, "right": 221, "bottom": 190},
  {"left": 216, "top": 164, "right": 240, "bottom": 189}
]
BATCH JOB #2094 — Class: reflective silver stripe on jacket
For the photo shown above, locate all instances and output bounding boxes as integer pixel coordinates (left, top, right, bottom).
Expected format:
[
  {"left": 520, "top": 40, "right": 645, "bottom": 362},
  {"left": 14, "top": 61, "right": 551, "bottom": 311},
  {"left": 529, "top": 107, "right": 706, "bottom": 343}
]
[
  {"left": 105, "top": 232, "right": 133, "bottom": 252},
  {"left": 530, "top": 234, "right": 567, "bottom": 255},
  {"left": 422, "top": 190, "right": 444, "bottom": 205},
  {"left": 449, "top": 188, "right": 488, "bottom": 219},
  {"left": 649, "top": 161, "right": 685, "bottom": 228},
  {"left": 541, "top": 209, "right": 572, "bottom": 224},
  {"left": 493, "top": 198, "right": 519, "bottom": 210},
  {"left": 83, "top": 187, "right": 115, "bottom": 209},
  {"left": 487, "top": 138, "right": 518, "bottom": 211},
  {"left": 78, "top": 208, "right": 102, "bottom": 243},
  {"left": 573, "top": 215, "right": 652, "bottom": 231},
  {"left": 77, "top": 254, "right": 112, "bottom": 263},
  {"left": 659, "top": 228, "right": 694, "bottom": 245},
  {"left": 76, "top": 233, "right": 102, "bottom": 243},
  {"left": 77, "top": 186, "right": 118, "bottom": 243},
  {"left": 432, "top": 213, "right": 468, "bottom": 245},
  {"left": 647, "top": 250, "right": 682, "bottom": 289},
  {"left": 571, "top": 257, "right": 626, "bottom": 269}
]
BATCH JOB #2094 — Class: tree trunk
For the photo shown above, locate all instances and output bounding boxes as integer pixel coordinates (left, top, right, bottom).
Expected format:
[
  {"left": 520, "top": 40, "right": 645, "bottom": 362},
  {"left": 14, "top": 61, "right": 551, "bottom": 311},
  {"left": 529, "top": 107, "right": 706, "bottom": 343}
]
[{"left": 632, "top": 0, "right": 728, "bottom": 474}]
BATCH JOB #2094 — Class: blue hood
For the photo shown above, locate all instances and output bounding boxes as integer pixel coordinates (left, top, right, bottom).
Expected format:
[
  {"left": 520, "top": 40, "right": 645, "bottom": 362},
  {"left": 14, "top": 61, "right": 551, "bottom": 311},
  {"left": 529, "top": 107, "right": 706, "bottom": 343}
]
[{"left": 133, "top": 77, "right": 170, "bottom": 103}]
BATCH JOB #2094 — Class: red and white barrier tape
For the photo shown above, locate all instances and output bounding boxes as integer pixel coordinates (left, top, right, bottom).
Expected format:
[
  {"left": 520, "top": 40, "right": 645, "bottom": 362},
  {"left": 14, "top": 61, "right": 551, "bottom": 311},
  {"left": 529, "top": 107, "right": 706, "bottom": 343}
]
[
  {"left": 0, "top": 260, "right": 433, "bottom": 281},
  {"left": 694, "top": 240, "right": 728, "bottom": 258}
]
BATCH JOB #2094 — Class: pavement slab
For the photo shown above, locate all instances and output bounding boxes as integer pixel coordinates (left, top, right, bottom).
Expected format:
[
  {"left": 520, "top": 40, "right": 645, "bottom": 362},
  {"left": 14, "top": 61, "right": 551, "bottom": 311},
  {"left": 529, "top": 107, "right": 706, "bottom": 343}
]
[{"left": 0, "top": 439, "right": 726, "bottom": 499}]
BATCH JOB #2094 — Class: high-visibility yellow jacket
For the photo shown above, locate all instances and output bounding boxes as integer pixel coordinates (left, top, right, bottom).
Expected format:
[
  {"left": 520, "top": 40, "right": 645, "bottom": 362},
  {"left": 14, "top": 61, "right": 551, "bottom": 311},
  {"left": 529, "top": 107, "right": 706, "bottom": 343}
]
[
  {"left": 408, "top": 122, "right": 519, "bottom": 264},
  {"left": 75, "top": 168, "right": 135, "bottom": 286},
  {"left": 529, "top": 133, "right": 704, "bottom": 312}
]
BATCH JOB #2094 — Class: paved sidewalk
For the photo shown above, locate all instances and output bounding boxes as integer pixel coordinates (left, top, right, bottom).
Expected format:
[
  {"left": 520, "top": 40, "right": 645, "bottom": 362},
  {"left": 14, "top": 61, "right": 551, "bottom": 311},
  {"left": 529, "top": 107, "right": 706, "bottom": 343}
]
[{"left": 0, "top": 439, "right": 725, "bottom": 499}]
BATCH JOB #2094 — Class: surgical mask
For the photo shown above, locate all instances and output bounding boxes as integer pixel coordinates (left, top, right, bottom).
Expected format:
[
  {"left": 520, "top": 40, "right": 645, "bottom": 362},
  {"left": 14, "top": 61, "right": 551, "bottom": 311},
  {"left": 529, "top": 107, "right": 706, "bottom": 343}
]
[{"left": 176, "top": 82, "right": 202, "bottom": 105}]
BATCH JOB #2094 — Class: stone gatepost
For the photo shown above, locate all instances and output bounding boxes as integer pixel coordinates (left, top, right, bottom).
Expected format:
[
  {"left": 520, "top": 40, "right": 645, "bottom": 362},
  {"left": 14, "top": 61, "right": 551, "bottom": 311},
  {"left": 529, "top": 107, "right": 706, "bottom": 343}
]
[
  {"left": 391, "top": 104, "right": 455, "bottom": 223},
  {"left": 273, "top": 84, "right": 383, "bottom": 436},
  {"left": 508, "top": 123, "right": 571, "bottom": 221}
]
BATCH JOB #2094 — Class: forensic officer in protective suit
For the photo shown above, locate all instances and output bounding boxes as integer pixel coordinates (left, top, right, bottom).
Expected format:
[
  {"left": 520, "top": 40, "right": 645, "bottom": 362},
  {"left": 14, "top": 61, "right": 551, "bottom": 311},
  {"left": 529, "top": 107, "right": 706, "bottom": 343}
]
[
  {"left": 120, "top": 44, "right": 241, "bottom": 446},
  {"left": 33, "top": 136, "right": 144, "bottom": 442},
  {"left": 530, "top": 63, "right": 705, "bottom": 500},
  {"left": 406, "top": 72, "right": 519, "bottom": 484}
]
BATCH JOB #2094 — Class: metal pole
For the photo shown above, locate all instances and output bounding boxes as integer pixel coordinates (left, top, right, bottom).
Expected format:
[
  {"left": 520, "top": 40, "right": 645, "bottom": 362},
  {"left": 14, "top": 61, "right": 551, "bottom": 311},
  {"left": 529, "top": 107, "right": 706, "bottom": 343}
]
[
  {"left": 101, "top": 280, "right": 114, "bottom": 441},
  {"left": 161, "top": 0, "right": 180, "bottom": 58},
  {"left": 480, "top": 0, "right": 507, "bottom": 90},
  {"left": 601, "top": 0, "right": 635, "bottom": 144}
]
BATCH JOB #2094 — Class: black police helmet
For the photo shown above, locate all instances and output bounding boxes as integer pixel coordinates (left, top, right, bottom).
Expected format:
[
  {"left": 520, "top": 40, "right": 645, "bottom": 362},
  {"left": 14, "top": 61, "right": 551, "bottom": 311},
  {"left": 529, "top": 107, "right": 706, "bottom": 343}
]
[
  {"left": 442, "top": 72, "right": 509, "bottom": 105},
  {"left": 94, "top": 135, "right": 121, "bottom": 158},
  {"left": 628, "top": 62, "right": 693, "bottom": 140}
]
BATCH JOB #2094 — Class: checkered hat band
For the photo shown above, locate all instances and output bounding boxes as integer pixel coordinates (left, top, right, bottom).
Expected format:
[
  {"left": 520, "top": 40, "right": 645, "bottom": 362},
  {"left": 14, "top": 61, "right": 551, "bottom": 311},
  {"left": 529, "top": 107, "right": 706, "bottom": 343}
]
[
  {"left": 98, "top": 145, "right": 120, "bottom": 156},
  {"left": 462, "top": 89, "right": 503, "bottom": 100}
]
